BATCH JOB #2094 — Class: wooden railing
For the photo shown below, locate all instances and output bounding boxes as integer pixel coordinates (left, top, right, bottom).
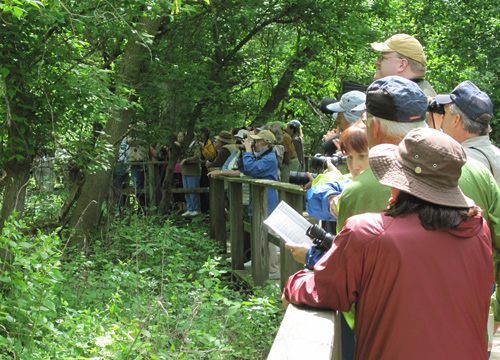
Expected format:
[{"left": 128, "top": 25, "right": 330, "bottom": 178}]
[
  {"left": 209, "top": 175, "right": 306, "bottom": 287},
  {"left": 209, "top": 175, "right": 340, "bottom": 359},
  {"left": 267, "top": 305, "right": 340, "bottom": 360},
  {"left": 109, "top": 162, "right": 341, "bottom": 359}
]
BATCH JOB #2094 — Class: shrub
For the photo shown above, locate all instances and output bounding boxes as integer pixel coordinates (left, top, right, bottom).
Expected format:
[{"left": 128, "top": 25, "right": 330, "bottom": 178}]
[{"left": 0, "top": 214, "right": 283, "bottom": 359}]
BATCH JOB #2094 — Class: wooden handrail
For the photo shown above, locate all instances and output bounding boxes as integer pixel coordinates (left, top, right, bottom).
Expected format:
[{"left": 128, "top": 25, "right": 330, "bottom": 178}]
[
  {"left": 209, "top": 175, "right": 341, "bottom": 359},
  {"left": 267, "top": 304, "right": 340, "bottom": 360},
  {"left": 210, "top": 175, "right": 306, "bottom": 287},
  {"left": 107, "top": 161, "right": 341, "bottom": 359}
]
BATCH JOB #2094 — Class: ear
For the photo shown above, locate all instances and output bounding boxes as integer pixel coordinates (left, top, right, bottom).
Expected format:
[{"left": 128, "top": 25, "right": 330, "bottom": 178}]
[
  {"left": 397, "top": 58, "right": 409, "bottom": 73},
  {"left": 452, "top": 113, "right": 462, "bottom": 129}
]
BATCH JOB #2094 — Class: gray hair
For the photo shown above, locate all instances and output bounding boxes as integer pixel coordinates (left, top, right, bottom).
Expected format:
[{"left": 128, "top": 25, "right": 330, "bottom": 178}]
[
  {"left": 449, "top": 103, "right": 490, "bottom": 136},
  {"left": 374, "top": 117, "right": 426, "bottom": 140},
  {"left": 263, "top": 123, "right": 283, "bottom": 145},
  {"left": 398, "top": 53, "right": 427, "bottom": 75}
]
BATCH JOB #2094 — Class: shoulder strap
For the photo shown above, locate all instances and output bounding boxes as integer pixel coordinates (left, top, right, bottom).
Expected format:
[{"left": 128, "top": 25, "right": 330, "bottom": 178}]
[{"left": 469, "top": 147, "right": 494, "bottom": 174}]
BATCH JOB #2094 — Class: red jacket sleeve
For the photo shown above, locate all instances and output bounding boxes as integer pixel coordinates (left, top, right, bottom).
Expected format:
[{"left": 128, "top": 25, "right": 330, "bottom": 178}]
[{"left": 283, "top": 217, "right": 370, "bottom": 312}]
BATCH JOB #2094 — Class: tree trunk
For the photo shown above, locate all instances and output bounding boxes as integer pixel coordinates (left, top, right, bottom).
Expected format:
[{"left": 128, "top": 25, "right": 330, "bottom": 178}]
[
  {"left": 0, "top": 157, "right": 32, "bottom": 226},
  {"left": 0, "top": 105, "right": 33, "bottom": 260},
  {"left": 0, "top": 95, "right": 34, "bottom": 229},
  {"left": 66, "top": 15, "right": 163, "bottom": 246},
  {"left": 253, "top": 47, "right": 314, "bottom": 125}
]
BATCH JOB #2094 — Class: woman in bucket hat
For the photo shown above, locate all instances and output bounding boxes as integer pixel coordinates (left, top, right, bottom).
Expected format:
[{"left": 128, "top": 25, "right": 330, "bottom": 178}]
[
  {"left": 283, "top": 128, "right": 493, "bottom": 359},
  {"left": 206, "top": 130, "right": 238, "bottom": 170}
]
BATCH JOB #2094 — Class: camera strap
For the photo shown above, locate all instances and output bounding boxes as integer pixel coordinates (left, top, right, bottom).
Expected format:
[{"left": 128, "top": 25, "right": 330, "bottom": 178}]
[
  {"left": 469, "top": 147, "right": 495, "bottom": 175},
  {"left": 255, "top": 147, "right": 273, "bottom": 160}
]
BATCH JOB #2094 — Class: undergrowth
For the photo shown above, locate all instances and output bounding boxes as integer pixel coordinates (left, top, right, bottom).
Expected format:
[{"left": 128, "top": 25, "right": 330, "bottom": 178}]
[{"left": 0, "top": 211, "right": 283, "bottom": 359}]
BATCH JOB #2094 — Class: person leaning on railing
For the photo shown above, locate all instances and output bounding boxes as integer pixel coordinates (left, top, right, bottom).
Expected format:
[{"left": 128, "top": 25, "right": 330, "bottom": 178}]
[
  {"left": 283, "top": 128, "right": 494, "bottom": 360},
  {"left": 237, "top": 129, "right": 281, "bottom": 280}
]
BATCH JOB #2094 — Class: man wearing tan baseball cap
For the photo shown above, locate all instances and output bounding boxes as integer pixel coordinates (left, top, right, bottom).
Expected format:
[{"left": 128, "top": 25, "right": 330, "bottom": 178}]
[{"left": 371, "top": 34, "right": 436, "bottom": 97}]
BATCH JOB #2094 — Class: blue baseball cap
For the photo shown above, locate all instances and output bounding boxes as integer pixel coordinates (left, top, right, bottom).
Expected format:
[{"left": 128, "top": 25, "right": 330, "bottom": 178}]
[
  {"left": 352, "top": 76, "right": 427, "bottom": 123},
  {"left": 435, "top": 81, "right": 493, "bottom": 124},
  {"left": 326, "top": 90, "right": 366, "bottom": 124},
  {"left": 287, "top": 119, "right": 302, "bottom": 127}
]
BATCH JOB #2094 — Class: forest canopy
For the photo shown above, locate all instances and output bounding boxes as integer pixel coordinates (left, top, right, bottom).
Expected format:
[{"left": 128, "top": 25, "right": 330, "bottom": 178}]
[{"left": 1, "top": 0, "right": 499, "bottom": 239}]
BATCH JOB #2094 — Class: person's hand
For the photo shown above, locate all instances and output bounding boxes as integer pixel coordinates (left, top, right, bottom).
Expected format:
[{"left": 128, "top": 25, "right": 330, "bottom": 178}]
[
  {"left": 285, "top": 243, "right": 311, "bottom": 264},
  {"left": 242, "top": 138, "right": 252, "bottom": 152},
  {"left": 323, "top": 128, "right": 339, "bottom": 142},
  {"left": 332, "top": 138, "right": 340, "bottom": 151},
  {"left": 300, "top": 172, "right": 316, "bottom": 190},
  {"left": 281, "top": 294, "right": 290, "bottom": 310},
  {"left": 329, "top": 194, "right": 340, "bottom": 218},
  {"left": 207, "top": 170, "right": 220, "bottom": 178},
  {"left": 323, "top": 158, "right": 338, "bottom": 173}
]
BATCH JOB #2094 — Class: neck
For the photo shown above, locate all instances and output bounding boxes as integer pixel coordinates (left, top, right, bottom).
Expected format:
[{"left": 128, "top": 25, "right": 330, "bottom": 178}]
[
  {"left": 458, "top": 131, "right": 481, "bottom": 144},
  {"left": 378, "top": 134, "right": 405, "bottom": 146}
]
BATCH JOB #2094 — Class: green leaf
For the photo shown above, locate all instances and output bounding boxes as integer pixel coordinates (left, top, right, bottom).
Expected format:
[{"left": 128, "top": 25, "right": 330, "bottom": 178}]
[
  {"left": 12, "top": 6, "right": 24, "bottom": 18},
  {"left": 43, "top": 299, "right": 55, "bottom": 312},
  {"left": 0, "top": 67, "right": 10, "bottom": 77}
]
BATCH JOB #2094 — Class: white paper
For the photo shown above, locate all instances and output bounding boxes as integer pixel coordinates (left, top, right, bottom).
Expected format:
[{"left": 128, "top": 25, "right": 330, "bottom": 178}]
[{"left": 264, "top": 201, "right": 313, "bottom": 246}]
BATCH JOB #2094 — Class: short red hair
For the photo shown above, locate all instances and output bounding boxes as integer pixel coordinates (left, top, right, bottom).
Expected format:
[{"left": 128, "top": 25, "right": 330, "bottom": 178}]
[{"left": 339, "top": 120, "right": 368, "bottom": 155}]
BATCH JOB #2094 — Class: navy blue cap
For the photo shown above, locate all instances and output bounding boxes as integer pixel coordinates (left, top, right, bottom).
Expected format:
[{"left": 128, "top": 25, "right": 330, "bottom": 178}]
[
  {"left": 435, "top": 81, "right": 493, "bottom": 124},
  {"left": 352, "top": 76, "right": 427, "bottom": 123}
]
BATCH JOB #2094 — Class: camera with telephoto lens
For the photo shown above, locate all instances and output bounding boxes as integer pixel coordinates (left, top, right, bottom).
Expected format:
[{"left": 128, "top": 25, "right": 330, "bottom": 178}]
[
  {"left": 427, "top": 100, "right": 445, "bottom": 115},
  {"left": 321, "top": 138, "right": 339, "bottom": 156},
  {"left": 306, "top": 224, "right": 335, "bottom": 251},
  {"left": 311, "top": 153, "right": 347, "bottom": 169},
  {"left": 289, "top": 171, "right": 318, "bottom": 185}
]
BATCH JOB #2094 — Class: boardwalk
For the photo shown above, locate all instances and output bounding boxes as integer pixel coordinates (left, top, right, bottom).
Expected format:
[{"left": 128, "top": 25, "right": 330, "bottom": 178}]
[{"left": 492, "top": 332, "right": 500, "bottom": 359}]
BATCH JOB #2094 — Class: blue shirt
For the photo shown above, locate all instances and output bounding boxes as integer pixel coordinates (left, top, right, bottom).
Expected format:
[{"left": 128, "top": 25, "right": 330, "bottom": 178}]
[
  {"left": 306, "top": 179, "right": 351, "bottom": 221},
  {"left": 239, "top": 147, "right": 279, "bottom": 216}
]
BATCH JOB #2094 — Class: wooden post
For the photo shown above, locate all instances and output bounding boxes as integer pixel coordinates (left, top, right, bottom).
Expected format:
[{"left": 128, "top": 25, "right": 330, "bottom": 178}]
[
  {"left": 209, "top": 177, "right": 226, "bottom": 252},
  {"left": 251, "top": 183, "right": 268, "bottom": 285},
  {"left": 229, "top": 181, "right": 244, "bottom": 269},
  {"left": 147, "top": 162, "right": 155, "bottom": 208}
]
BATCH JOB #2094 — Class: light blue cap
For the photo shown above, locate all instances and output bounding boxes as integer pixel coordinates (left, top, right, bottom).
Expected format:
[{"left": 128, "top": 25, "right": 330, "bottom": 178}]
[{"left": 326, "top": 91, "right": 366, "bottom": 123}]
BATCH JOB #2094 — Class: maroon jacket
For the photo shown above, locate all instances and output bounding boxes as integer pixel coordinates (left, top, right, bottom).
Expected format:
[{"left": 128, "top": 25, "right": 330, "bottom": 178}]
[{"left": 284, "top": 212, "right": 493, "bottom": 360}]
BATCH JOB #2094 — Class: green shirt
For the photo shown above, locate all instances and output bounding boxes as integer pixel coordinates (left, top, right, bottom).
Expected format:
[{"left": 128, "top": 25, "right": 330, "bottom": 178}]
[
  {"left": 336, "top": 167, "right": 391, "bottom": 233},
  {"left": 459, "top": 158, "right": 500, "bottom": 322}
]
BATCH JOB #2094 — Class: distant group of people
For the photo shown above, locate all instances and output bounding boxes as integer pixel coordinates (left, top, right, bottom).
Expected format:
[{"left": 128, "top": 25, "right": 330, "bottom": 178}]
[
  {"left": 104, "top": 32, "right": 500, "bottom": 360},
  {"left": 280, "top": 33, "right": 500, "bottom": 360},
  {"left": 201, "top": 123, "right": 306, "bottom": 279}
]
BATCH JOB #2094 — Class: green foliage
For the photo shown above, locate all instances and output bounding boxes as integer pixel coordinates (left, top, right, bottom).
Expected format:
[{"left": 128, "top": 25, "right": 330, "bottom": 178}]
[
  {"left": 0, "top": 212, "right": 63, "bottom": 358},
  {"left": 0, "top": 213, "right": 283, "bottom": 359}
]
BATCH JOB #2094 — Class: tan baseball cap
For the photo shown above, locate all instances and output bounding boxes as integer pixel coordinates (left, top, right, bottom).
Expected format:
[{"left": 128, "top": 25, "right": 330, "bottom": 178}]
[
  {"left": 371, "top": 34, "right": 426, "bottom": 65},
  {"left": 248, "top": 130, "right": 276, "bottom": 143}
]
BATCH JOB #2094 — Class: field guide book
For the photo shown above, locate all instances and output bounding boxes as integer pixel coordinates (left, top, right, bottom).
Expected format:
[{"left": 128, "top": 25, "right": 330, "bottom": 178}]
[{"left": 264, "top": 201, "right": 313, "bottom": 246}]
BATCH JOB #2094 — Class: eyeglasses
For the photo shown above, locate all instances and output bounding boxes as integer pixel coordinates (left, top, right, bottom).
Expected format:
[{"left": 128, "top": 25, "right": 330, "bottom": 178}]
[{"left": 377, "top": 54, "right": 402, "bottom": 62}]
